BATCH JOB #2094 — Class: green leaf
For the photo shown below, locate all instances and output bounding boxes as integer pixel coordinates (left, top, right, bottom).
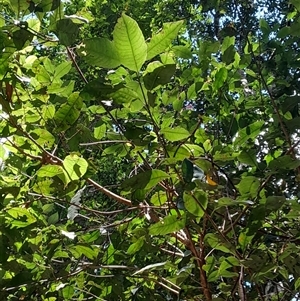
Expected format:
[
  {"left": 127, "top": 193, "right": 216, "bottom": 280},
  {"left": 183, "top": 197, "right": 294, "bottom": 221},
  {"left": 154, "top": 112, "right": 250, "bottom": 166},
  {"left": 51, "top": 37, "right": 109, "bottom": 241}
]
[
  {"left": 259, "top": 19, "right": 271, "bottom": 35},
  {"left": 69, "top": 245, "right": 98, "bottom": 260},
  {"left": 122, "top": 169, "right": 170, "bottom": 190},
  {"left": 238, "top": 150, "right": 257, "bottom": 167},
  {"left": 62, "top": 286, "right": 74, "bottom": 299},
  {"left": 213, "top": 67, "right": 228, "bottom": 90},
  {"left": 182, "top": 158, "right": 194, "bottom": 183},
  {"left": 238, "top": 231, "right": 254, "bottom": 252},
  {"left": 291, "top": 0, "right": 300, "bottom": 12},
  {"left": 278, "top": 27, "right": 290, "bottom": 38},
  {"left": 237, "top": 176, "right": 260, "bottom": 198},
  {"left": 281, "top": 95, "right": 300, "bottom": 114},
  {"left": 127, "top": 237, "right": 144, "bottom": 255},
  {"left": 54, "top": 92, "right": 83, "bottom": 131},
  {"left": 205, "top": 233, "right": 235, "bottom": 254},
  {"left": 234, "top": 121, "right": 264, "bottom": 147},
  {"left": 147, "top": 20, "right": 184, "bottom": 60},
  {"left": 295, "top": 278, "right": 300, "bottom": 290},
  {"left": 183, "top": 190, "right": 208, "bottom": 217},
  {"left": 221, "top": 36, "right": 235, "bottom": 54},
  {"left": 269, "top": 155, "right": 300, "bottom": 170},
  {"left": 63, "top": 154, "right": 88, "bottom": 181},
  {"left": 37, "top": 165, "right": 65, "bottom": 177},
  {"left": 161, "top": 126, "right": 190, "bottom": 142},
  {"left": 7, "top": 208, "right": 37, "bottom": 228},
  {"left": 172, "top": 45, "right": 192, "bottom": 59},
  {"left": 144, "top": 64, "right": 176, "bottom": 90},
  {"left": 265, "top": 196, "right": 286, "bottom": 212},
  {"left": 30, "top": 129, "right": 55, "bottom": 147},
  {"left": 150, "top": 192, "right": 168, "bottom": 205},
  {"left": 80, "top": 38, "right": 120, "bottom": 68},
  {"left": 55, "top": 19, "right": 79, "bottom": 46},
  {"left": 113, "top": 13, "right": 147, "bottom": 72},
  {"left": 216, "top": 197, "right": 254, "bottom": 208},
  {"left": 109, "top": 87, "right": 140, "bottom": 104},
  {"left": 149, "top": 214, "right": 186, "bottom": 235},
  {"left": 94, "top": 124, "right": 106, "bottom": 140},
  {"left": 53, "top": 61, "right": 72, "bottom": 81}
]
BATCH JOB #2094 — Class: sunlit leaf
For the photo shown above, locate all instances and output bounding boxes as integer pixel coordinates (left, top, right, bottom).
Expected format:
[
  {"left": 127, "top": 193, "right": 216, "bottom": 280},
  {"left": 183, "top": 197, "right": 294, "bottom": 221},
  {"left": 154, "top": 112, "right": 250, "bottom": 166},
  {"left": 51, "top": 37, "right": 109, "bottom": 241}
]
[
  {"left": 147, "top": 20, "right": 184, "bottom": 60},
  {"left": 149, "top": 214, "right": 186, "bottom": 235},
  {"left": 63, "top": 154, "right": 88, "bottom": 181},
  {"left": 161, "top": 126, "right": 190, "bottom": 142},
  {"left": 183, "top": 190, "right": 207, "bottom": 217},
  {"left": 113, "top": 13, "right": 147, "bottom": 71}
]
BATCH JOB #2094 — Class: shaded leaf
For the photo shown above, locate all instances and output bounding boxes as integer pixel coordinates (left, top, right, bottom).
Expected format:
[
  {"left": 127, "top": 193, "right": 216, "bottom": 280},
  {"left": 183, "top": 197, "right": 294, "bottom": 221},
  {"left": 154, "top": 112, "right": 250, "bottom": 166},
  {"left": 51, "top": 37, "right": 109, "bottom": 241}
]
[
  {"left": 122, "top": 169, "right": 170, "bottom": 190},
  {"left": 144, "top": 64, "right": 176, "bottom": 90},
  {"left": 80, "top": 38, "right": 120, "bottom": 68}
]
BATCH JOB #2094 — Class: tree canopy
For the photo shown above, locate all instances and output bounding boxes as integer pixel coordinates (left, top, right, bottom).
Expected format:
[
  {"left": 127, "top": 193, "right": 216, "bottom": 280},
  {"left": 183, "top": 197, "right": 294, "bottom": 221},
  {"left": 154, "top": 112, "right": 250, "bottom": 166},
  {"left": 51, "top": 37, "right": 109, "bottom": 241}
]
[{"left": 1, "top": 0, "right": 300, "bottom": 300}]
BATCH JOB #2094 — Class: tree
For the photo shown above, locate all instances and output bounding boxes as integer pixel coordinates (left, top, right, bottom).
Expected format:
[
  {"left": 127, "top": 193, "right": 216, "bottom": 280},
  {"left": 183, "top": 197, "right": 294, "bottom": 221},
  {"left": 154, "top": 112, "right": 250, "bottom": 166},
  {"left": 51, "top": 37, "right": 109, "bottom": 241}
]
[{"left": 1, "top": 0, "right": 300, "bottom": 300}]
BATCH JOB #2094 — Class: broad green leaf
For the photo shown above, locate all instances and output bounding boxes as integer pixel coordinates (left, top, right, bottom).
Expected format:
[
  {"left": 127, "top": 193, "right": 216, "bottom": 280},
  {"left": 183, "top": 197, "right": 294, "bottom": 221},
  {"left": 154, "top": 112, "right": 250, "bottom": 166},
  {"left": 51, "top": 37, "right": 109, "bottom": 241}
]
[
  {"left": 221, "top": 36, "right": 235, "bottom": 54},
  {"left": 182, "top": 158, "right": 194, "bottom": 183},
  {"left": 216, "top": 197, "right": 254, "bottom": 208},
  {"left": 265, "top": 196, "right": 286, "bottom": 212},
  {"left": 63, "top": 154, "right": 88, "bottom": 180},
  {"left": 81, "top": 230, "right": 100, "bottom": 243},
  {"left": 149, "top": 214, "right": 186, "bottom": 235},
  {"left": 53, "top": 61, "right": 72, "bottom": 80},
  {"left": 259, "top": 19, "right": 271, "bottom": 35},
  {"left": 291, "top": 0, "right": 300, "bottom": 11},
  {"left": 183, "top": 190, "right": 207, "bottom": 217},
  {"left": 7, "top": 207, "right": 37, "bottom": 228},
  {"left": 109, "top": 87, "right": 140, "bottom": 104},
  {"left": 238, "top": 231, "right": 254, "bottom": 252},
  {"left": 94, "top": 124, "right": 106, "bottom": 140},
  {"left": 55, "top": 19, "right": 79, "bottom": 46},
  {"left": 37, "top": 165, "right": 65, "bottom": 177},
  {"left": 54, "top": 92, "right": 83, "bottom": 131},
  {"left": 233, "top": 121, "right": 264, "bottom": 147},
  {"left": 113, "top": 13, "right": 147, "bottom": 72},
  {"left": 269, "top": 155, "right": 300, "bottom": 170},
  {"left": 150, "top": 192, "right": 168, "bottom": 205},
  {"left": 122, "top": 169, "right": 170, "bottom": 190},
  {"left": 237, "top": 176, "right": 260, "bottom": 198},
  {"left": 127, "top": 237, "right": 145, "bottom": 255},
  {"left": 144, "top": 64, "right": 176, "bottom": 90},
  {"left": 30, "top": 129, "right": 55, "bottom": 147},
  {"left": 295, "top": 278, "right": 300, "bottom": 290},
  {"left": 62, "top": 286, "right": 74, "bottom": 299},
  {"left": 213, "top": 67, "right": 228, "bottom": 90},
  {"left": 161, "top": 126, "right": 190, "bottom": 142},
  {"left": 172, "top": 45, "right": 193, "bottom": 59},
  {"left": 281, "top": 95, "right": 300, "bottom": 114},
  {"left": 147, "top": 21, "right": 184, "bottom": 60},
  {"left": 69, "top": 245, "right": 98, "bottom": 260},
  {"left": 205, "top": 233, "right": 235, "bottom": 254},
  {"left": 80, "top": 38, "right": 120, "bottom": 68},
  {"left": 12, "top": 29, "right": 33, "bottom": 50},
  {"left": 238, "top": 150, "right": 257, "bottom": 166},
  {"left": 278, "top": 27, "right": 290, "bottom": 38}
]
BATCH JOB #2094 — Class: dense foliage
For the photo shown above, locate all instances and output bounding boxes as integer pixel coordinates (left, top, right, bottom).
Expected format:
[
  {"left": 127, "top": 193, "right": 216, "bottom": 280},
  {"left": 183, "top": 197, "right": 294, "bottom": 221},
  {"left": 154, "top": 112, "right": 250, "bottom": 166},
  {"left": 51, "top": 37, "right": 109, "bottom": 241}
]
[{"left": 1, "top": 0, "right": 300, "bottom": 300}]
